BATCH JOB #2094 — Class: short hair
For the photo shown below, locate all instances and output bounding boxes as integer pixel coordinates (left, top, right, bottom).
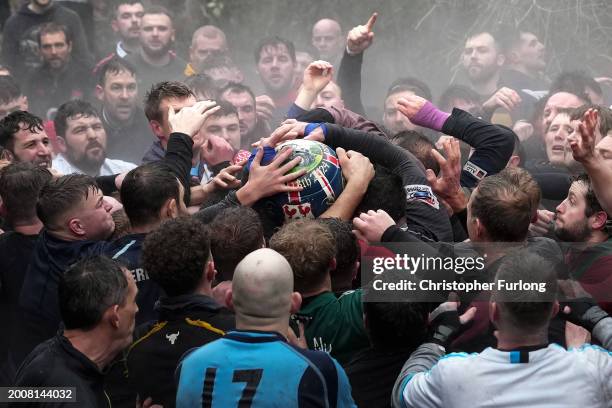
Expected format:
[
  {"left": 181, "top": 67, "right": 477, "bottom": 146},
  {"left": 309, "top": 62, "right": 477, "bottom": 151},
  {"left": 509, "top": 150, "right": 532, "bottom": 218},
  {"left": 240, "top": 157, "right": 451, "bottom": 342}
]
[
  {"left": 210, "top": 207, "right": 264, "bottom": 281},
  {"left": 354, "top": 165, "right": 406, "bottom": 222},
  {"left": 254, "top": 36, "right": 296, "bottom": 64},
  {"left": 470, "top": 175, "right": 531, "bottom": 241},
  {"left": 550, "top": 71, "right": 601, "bottom": 103},
  {"left": 317, "top": 218, "right": 359, "bottom": 292},
  {"left": 510, "top": 132, "right": 526, "bottom": 165},
  {"left": 96, "top": 56, "right": 137, "bottom": 86},
  {"left": 392, "top": 130, "right": 439, "bottom": 175},
  {"left": 0, "top": 111, "right": 43, "bottom": 151},
  {"left": 59, "top": 256, "right": 129, "bottom": 330},
  {"left": 492, "top": 250, "right": 558, "bottom": 331},
  {"left": 112, "top": 0, "right": 143, "bottom": 16},
  {"left": 208, "top": 100, "right": 238, "bottom": 119},
  {"left": 269, "top": 219, "right": 336, "bottom": 294},
  {"left": 191, "top": 25, "right": 226, "bottom": 45},
  {"left": 54, "top": 100, "right": 99, "bottom": 138},
  {"left": 37, "top": 174, "right": 99, "bottom": 229},
  {"left": 572, "top": 173, "right": 606, "bottom": 218},
  {"left": 142, "top": 217, "right": 211, "bottom": 296},
  {"left": 498, "top": 167, "right": 540, "bottom": 214},
  {"left": 437, "top": 85, "right": 481, "bottom": 113},
  {"left": 386, "top": 77, "right": 432, "bottom": 101},
  {"left": 218, "top": 82, "right": 256, "bottom": 104},
  {"left": 143, "top": 5, "right": 173, "bottom": 21},
  {"left": 120, "top": 162, "right": 181, "bottom": 227},
  {"left": 465, "top": 29, "right": 504, "bottom": 53},
  {"left": 363, "top": 300, "right": 428, "bottom": 350},
  {"left": 0, "top": 76, "right": 22, "bottom": 105},
  {"left": 0, "top": 162, "right": 52, "bottom": 222},
  {"left": 570, "top": 104, "right": 612, "bottom": 137},
  {"left": 144, "top": 81, "right": 194, "bottom": 122},
  {"left": 37, "top": 22, "right": 72, "bottom": 45},
  {"left": 184, "top": 74, "right": 217, "bottom": 101}
]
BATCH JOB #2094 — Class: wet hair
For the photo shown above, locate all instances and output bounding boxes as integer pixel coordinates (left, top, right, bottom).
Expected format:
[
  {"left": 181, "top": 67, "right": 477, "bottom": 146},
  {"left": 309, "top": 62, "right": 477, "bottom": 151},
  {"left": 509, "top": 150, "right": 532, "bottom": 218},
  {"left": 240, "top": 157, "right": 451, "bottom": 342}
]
[
  {"left": 96, "top": 56, "right": 137, "bottom": 86},
  {"left": 0, "top": 162, "right": 52, "bottom": 223},
  {"left": 386, "top": 77, "right": 432, "bottom": 101},
  {"left": 0, "top": 111, "right": 43, "bottom": 151},
  {"left": 437, "top": 85, "right": 481, "bottom": 113},
  {"left": 0, "top": 76, "right": 22, "bottom": 105},
  {"left": 254, "top": 36, "right": 296, "bottom": 63},
  {"left": 37, "top": 22, "right": 72, "bottom": 45},
  {"left": 184, "top": 74, "right": 217, "bottom": 101},
  {"left": 218, "top": 81, "right": 256, "bottom": 103},
  {"left": 144, "top": 81, "right": 194, "bottom": 122},
  {"left": 392, "top": 130, "right": 439, "bottom": 175},
  {"left": 317, "top": 218, "right": 359, "bottom": 292},
  {"left": 354, "top": 165, "right": 406, "bottom": 222},
  {"left": 54, "top": 100, "right": 99, "bottom": 138},
  {"left": 37, "top": 174, "right": 99, "bottom": 229}
]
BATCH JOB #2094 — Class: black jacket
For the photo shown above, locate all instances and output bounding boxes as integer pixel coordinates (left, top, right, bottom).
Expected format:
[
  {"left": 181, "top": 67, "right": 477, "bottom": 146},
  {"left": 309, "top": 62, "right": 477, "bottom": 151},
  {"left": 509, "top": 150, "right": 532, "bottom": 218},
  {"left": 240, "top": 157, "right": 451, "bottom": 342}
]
[
  {"left": 101, "top": 107, "right": 154, "bottom": 164},
  {"left": 125, "top": 294, "right": 235, "bottom": 407},
  {"left": 10, "top": 334, "right": 108, "bottom": 407}
]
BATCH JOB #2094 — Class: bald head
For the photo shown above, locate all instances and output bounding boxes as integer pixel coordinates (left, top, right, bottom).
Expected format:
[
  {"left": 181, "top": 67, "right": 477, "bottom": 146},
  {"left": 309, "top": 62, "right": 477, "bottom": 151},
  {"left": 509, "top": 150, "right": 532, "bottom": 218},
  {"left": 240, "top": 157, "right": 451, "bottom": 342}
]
[
  {"left": 190, "top": 25, "right": 228, "bottom": 69},
  {"left": 232, "top": 248, "right": 295, "bottom": 322},
  {"left": 312, "top": 18, "right": 344, "bottom": 60}
]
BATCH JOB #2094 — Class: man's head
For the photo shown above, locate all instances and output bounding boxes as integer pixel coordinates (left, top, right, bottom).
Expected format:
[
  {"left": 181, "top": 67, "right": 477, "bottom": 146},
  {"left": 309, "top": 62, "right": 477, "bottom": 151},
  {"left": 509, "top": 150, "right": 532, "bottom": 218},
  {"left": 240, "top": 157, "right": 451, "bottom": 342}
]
[
  {"left": 54, "top": 100, "right": 107, "bottom": 175},
  {"left": 505, "top": 30, "right": 546, "bottom": 76},
  {"left": 295, "top": 51, "right": 314, "bottom": 79},
  {"left": 317, "top": 218, "right": 359, "bottom": 293},
  {"left": 569, "top": 104, "right": 612, "bottom": 145},
  {"left": 0, "top": 162, "right": 52, "bottom": 225},
  {"left": 184, "top": 74, "right": 217, "bottom": 101},
  {"left": 139, "top": 6, "right": 175, "bottom": 59},
  {"left": 143, "top": 217, "right": 214, "bottom": 296},
  {"left": 120, "top": 162, "right": 187, "bottom": 229},
  {"left": 145, "top": 81, "right": 196, "bottom": 148},
  {"left": 269, "top": 219, "right": 336, "bottom": 295},
  {"left": 230, "top": 248, "right": 300, "bottom": 328},
  {"left": 219, "top": 82, "right": 257, "bottom": 138},
  {"left": 255, "top": 36, "right": 297, "bottom": 96},
  {"left": 0, "top": 111, "right": 51, "bottom": 167},
  {"left": 0, "top": 76, "right": 28, "bottom": 120},
  {"left": 111, "top": 1, "right": 144, "bottom": 44},
  {"left": 467, "top": 174, "right": 532, "bottom": 242},
  {"left": 30, "top": 0, "right": 53, "bottom": 11},
  {"left": 37, "top": 174, "right": 115, "bottom": 240},
  {"left": 38, "top": 22, "right": 72, "bottom": 71},
  {"left": 542, "top": 91, "right": 587, "bottom": 132},
  {"left": 312, "top": 81, "right": 344, "bottom": 109},
  {"left": 498, "top": 166, "right": 540, "bottom": 222},
  {"left": 554, "top": 174, "right": 609, "bottom": 242},
  {"left": 59, "top": 256, "right": 137, "bottom": 350},
  {"left": 311, "top": 18, "right": 344, "bottom": 61},
  {"left": 209, "top": 207, "right": 265, "bottom": 282},
  {"left": 189, "top": 25, "right": 228, "bottom": 71},
  {"left": 355, "top": 165, "right": 406, "bottom": 222},
  {"left": 198, "top": 53, "right": 243, "bottom": 88},
  {"left": 438, "top": 84, "right": 483, "bottom": 118},
  {"left": 199, "top": 101, "right": 240, "bottom": 151},
  {"left": 393, "top": 130, "right": 440, "bottom": 175},
  {"left": 383, "top": 78, "right": 432, "bottom": 135},
  {"left": 550, "top": 71, "right": 604, "bottom": 106},
  {"left": 461, "top": 31, "right": 505, "bottom": 85},
  {"left": 95, "top": 57, "right": 139, "bottom": 123},
  {"left": 544, "top": 111, "right": 578, "bottom": 169},
  {"left": 490, "top": 250, "right": 558, "bottom": 337}
]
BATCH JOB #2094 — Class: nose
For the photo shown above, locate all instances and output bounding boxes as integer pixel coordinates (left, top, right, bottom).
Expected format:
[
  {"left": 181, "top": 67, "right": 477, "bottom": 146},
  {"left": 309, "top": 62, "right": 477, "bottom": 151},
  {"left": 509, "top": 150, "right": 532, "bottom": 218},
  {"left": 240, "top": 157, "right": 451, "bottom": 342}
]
[
  {"left": 556, "top": 201, "right": 565, "bottom": 214},
  {"left": 120, "top": 88, "right": 129, "bottom": 99},
  {"left": 38, "top": 143, "right": 51, "bottom": 156}
]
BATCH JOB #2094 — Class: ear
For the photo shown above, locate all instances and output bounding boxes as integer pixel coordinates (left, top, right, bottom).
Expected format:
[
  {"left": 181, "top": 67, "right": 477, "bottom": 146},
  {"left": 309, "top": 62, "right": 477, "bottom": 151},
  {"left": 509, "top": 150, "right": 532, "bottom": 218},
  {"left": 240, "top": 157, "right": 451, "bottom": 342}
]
[
  {"left": 507, "top": 155, "right": 520, "bottom": 168},
  {"left": 475, "top": 218, "right": 486, "bottom": 240},
  {"left": 489, "top": 301, "right": 499, "bottom": 325},
  {"left": 551, "top": 301, "right": 559, "bottom": 318},
  {"left": 329, "top": 257, "right": 337, "bottom": 272},
  {"left": 108, "top": 304, "right": 120, "bottom": 329},
  {"left": 225, "top": 288, "right": 234, "bottom": 311},
  {"left": 67, "top": 41, "right": 73, "bottom": 54},
  {"left": 496, "top": 53, "right": 505, "bottom": 67},
  {"left": 160, "top": 197, "right": 177, "bottom": 220},
  {"left": 95, "top": 85, "right": 105, "bottom": 102},
  {"left": 205, "top": 260, "right": 216, "bottom": 283},
  {"left": 149, "top": 120, "right": 164, "bottom": 139},
  {"left": 0, "top": 149, "right": 14, "bottom": 162},
  {"left": 352, "top": 260, "right": 360, "bottom": 280},
  {"left": 290, "top": 291, "right": 302, "bottom": 314},
  {"left": 508, "top": 50, "right": 520, "bottom": 65},
  {"left": 590, "top": 211, "right": 608, "bottom": 231},
  {"left": 68, "top": 217, "right": 86, "bottom": 237},
  {"left": 56, "top": 136, "right": 66, "bottom": 152},
  {"left": 111, "top": 19, "right": 119, "bottom": 34}
]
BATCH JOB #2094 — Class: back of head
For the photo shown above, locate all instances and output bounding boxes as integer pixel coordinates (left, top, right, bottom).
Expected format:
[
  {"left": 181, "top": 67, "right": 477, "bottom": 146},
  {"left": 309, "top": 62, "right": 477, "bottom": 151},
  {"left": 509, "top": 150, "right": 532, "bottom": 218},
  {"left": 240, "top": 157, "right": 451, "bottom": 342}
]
[
  {"left": 354, "top": 165, "right": 406, "bottom": 222},
  {"left": 59, "top": 255, "right": 128, "bottom": 331},
  {"left": 0, "top": 76, "right": 23, "bottom": 106},
  {"left": 144, "top": 81, "right": 194, "bottom": 122},
  {"left": 210, "top": 207, "right": 264, "bottom": 282},
  {"left": 54, "top": 99, "right": 99, "bottom": 138},
  {"left": 317, "top": 218, "right": 359, "bottom": 292},
  {"left": 120, "top": 162, "right": 180, "bottom": 228},
  {"left": 142, "top": 217, "right": 211, "bottom": 297},
  {"left": 470, "top": 174, "right": 531, "bottom": 241},
  {"left": 393, "top": 130, "right": 439, "bottom": 175},
  {"left": 269, "top": 219, "right": 336, "bottom": 294},
  {"left": 386, "top": 77, "right": 432, "bottom": 101},
  {"left": 184, "top": 74, "right": 217, "bottom": 101},
  {"left": 232, "top": 248, "right": 294, "bottom": 322},
  {"left": 570, "top": 104, "right": 612, "bottom": 137},
  {"left": 218, "top": 82, "right": 256, "bottom": 102},
  {"left": 493, "top": 249, "right": 558, "bottom": 332},
  {"left": 437, "top": 84, "right": 482, "bottom": 116},
  {"left": 550, "top": 71, "right": 600, "bottom": 104},
  {"left": 36, "top": 174, "right": 98, "bottom": 230},
  {"left": 0, "top": 162, "right": 52, "bottom": 224},
  {"left": 498, "top": 166, "right": 540, "bottom": 218}
]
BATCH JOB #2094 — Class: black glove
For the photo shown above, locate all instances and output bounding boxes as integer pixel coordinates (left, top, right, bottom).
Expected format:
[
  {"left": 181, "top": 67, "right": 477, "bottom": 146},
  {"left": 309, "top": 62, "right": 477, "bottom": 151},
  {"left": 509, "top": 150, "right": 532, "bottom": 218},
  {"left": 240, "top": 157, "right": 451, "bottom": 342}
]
[
  {"left": 428, "top": 303, "right": 463, "bottom": 347},
  {"left": 560, "top": 297, "right": 610, "bottom": 332}
]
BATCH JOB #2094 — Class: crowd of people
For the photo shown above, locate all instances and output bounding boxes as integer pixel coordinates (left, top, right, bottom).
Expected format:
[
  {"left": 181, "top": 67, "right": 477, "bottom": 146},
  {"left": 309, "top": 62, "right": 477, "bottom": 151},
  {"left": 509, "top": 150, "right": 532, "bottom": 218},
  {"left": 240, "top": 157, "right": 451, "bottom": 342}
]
[{"left": 0, "top": 0, "right": 611, "bottom": 407}]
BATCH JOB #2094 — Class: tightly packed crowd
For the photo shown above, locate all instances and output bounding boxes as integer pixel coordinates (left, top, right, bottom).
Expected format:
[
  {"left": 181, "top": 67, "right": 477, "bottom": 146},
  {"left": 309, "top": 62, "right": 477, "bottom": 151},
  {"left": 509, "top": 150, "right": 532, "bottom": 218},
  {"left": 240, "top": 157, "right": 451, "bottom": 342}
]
[{"left": 0, "top": 1, "right": 611, "bottom": 407}]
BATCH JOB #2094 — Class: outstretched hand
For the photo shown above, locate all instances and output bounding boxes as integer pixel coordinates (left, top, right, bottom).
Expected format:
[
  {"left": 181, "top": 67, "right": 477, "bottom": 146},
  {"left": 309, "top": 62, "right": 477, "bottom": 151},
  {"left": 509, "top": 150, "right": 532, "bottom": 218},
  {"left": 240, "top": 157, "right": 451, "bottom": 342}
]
[
  {"left": 347, "top": 12, "right": 377, "bottom": 55},
  {"left": 352, "top": 209, "right": 396, "bottom": 243},
  {"left": 396, "top": 94, "right": 428, "bottom": 121},
  {"left": 569, "top": 108, "right": 599, "bottom": 164}
]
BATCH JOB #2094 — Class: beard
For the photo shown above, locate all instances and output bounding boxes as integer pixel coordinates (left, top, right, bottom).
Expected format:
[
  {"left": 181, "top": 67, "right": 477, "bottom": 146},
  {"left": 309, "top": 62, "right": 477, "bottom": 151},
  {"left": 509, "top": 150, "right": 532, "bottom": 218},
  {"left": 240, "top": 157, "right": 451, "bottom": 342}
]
[
  {"left": 553, "top": 219, "right": 591, "bottom": 242},
  {"left": 467, "top": 63, "right": 498, "bottom": 83},
  {"left": 67, "top": 142, "right": 106, "bottom": 175},
  {"left": 142, "top": 39, "right": 172, "bottom": 59}
]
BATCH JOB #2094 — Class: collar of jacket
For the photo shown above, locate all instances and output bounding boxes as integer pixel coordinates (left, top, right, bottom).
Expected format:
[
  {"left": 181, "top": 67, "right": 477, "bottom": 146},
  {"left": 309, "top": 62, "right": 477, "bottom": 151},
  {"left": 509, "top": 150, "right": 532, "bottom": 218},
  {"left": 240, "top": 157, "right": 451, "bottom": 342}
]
[{"left": 155, "top": 293, "right": 224, "bottom": 317}]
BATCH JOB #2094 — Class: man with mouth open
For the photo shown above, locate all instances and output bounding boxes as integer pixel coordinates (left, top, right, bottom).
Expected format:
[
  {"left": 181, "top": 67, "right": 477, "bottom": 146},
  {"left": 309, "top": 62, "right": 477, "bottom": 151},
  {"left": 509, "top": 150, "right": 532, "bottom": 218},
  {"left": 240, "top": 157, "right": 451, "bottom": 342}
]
[{"left": 52, "top": 100, "right": 137, "bottom": 176}]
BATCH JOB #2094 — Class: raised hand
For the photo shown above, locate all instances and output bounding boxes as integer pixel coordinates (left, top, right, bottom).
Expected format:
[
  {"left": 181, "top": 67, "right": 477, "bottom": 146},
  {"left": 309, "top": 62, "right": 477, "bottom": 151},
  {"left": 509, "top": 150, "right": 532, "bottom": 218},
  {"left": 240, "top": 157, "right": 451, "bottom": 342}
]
[
  {"left": 255, "top": 95, "right": 276, "bottom": 123},
  {"left": 347, "top": 12, "right": 377, "bottom": 55},
  {"left": 569, "top": 108, "right": 599, "bottom": 164},
  {"left": 168, "top": 100, "right": 219, "bottom": 137},
  {"left": 201, "top": 135, "right": 235, "bottom": 166},
  {"left": 396, "top": 94, "right": 428, "bottom": 121},
  {"left": 425, "top": 139, "right": 466, "bottom": 213},
  {"left": 482, "top": 87, "right": 521, "bottom": 114},
  {"left": 302, "top": 60, "right": 334, "bottom": 95},
  {"left": 337, "top": 147, "right": 374, "bottom": 185}
]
